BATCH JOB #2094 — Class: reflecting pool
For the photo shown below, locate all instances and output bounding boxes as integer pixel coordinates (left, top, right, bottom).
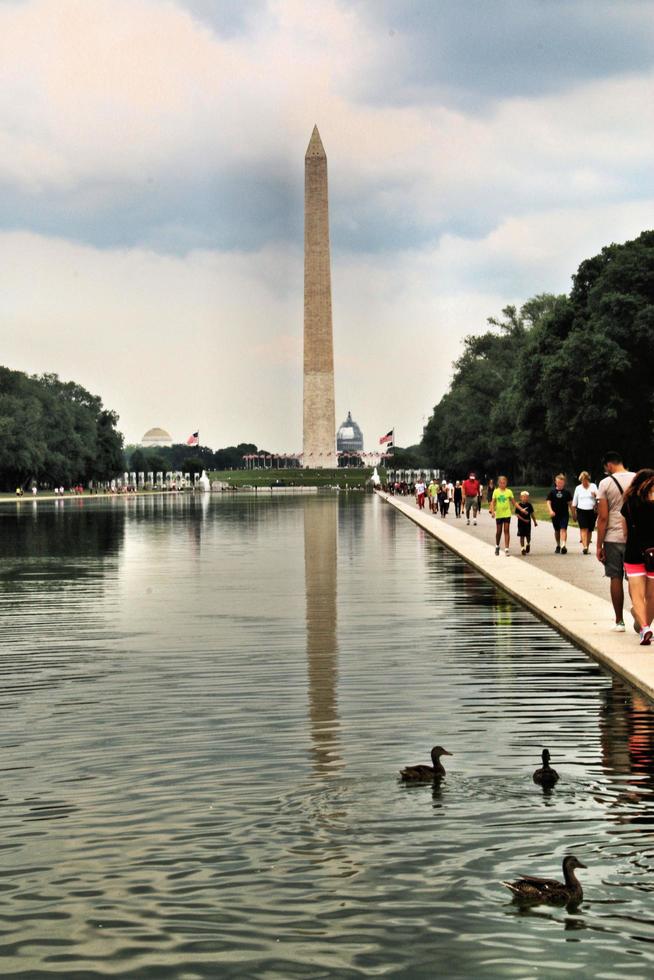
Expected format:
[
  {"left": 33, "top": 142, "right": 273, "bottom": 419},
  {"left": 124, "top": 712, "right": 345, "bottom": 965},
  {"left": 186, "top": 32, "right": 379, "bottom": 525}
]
[{"left": 0, "top": 493, "right": 653, "bottom": 978}]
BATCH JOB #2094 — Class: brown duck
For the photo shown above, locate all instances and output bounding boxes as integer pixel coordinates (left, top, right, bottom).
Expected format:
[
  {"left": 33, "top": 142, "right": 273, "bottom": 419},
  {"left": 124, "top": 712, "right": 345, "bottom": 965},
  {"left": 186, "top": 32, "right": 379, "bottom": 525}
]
[
  {"left": 400, "top": 746, "right": 452, "bottom": 782},
  {"left": 502, "top": 855, "right": 586, "bottom": 908},
  {"left": 533, "top": 748, "right": 559, "bottom": 787}
]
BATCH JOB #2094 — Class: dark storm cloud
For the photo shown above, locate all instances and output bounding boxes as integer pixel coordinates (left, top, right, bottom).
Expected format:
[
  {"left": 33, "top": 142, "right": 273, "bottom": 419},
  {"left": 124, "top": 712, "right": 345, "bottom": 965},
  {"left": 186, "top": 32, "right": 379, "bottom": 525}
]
[
  {"left": 0, "top": 170, "right": 302, "bottom": 253},
  {"left": 350, "top": 0, "right": 654, "bottom": 107},
  {"left": 0, "top": 167, "right": 484, "bottom": 254}
]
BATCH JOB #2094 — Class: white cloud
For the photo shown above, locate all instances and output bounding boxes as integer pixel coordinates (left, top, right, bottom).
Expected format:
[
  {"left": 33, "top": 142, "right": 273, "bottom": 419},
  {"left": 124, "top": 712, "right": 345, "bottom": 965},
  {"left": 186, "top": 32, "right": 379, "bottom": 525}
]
[{"left": 0, "top": 0, "right": 652, "bottom": 450}]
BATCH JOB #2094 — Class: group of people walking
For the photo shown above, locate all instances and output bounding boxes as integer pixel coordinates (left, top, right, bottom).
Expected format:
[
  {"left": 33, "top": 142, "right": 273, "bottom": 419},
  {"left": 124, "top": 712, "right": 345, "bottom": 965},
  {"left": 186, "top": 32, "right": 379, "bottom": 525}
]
[
  {"left": 411, "top": 453, "right": 654, "bottom": 647},
  {"left": 413, "top": 475, "right": 485, "bottom": 520}
]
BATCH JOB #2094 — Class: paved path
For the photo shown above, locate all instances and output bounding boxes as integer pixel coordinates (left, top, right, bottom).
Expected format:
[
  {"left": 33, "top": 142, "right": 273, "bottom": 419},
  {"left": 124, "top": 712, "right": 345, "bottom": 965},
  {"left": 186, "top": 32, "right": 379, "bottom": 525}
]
[
  {"left": 400, "top": 495, "right": 611, "bottom": 602},
  {"left": 378, "top": 491, "right": 654, "bottom": 702}
]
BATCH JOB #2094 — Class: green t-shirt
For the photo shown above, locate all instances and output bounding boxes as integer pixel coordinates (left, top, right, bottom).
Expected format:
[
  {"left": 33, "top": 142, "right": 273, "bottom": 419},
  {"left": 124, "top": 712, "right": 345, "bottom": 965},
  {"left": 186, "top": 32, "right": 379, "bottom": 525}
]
[{"left": 492, "top": 487, "right": 514, "bottom": 519}]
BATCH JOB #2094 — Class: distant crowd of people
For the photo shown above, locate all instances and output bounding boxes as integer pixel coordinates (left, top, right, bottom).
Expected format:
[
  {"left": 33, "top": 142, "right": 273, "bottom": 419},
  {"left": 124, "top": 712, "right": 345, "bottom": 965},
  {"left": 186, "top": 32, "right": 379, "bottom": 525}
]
[
  {"left": 17, "top": 484, "right": 99, "bottom": 496},
  {"left": 388, "top": 452, "right": 654, "bottom": 647}
]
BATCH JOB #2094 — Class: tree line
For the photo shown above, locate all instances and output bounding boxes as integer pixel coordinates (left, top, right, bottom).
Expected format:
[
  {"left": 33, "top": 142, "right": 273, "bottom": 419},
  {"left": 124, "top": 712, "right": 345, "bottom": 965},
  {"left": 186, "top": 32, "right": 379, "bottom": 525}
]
[
  {"left": 421, "top": 230, "right": 654, "bottom": 482},
  {"left": 0, "top": 367, "right": 124, "bottom": 490},
  {"left": 126, "top": 442, "right": 270, "bottom": 476}
]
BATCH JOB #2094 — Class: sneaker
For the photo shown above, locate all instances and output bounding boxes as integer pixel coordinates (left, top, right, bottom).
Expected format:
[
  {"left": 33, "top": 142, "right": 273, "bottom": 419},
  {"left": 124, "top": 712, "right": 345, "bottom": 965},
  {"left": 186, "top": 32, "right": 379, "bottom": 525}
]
[
  {"left": 639, "top": 626, "right": 653, "bottom": 646},
  {"left": 466, "top": 519, "right": 470, "bottom": 525},
  {"left": 561, "top": 546, "right": 567, "bottom": 554},
  {"left": 526, "top": 543, "right": 530, "bottom": 554},
  {"left": 495, "top": 546, "right": 500, "bottom": 555},
  {"left": 555, "top": 545, "right": 561, "bottom": 554},
  {"left": 582, "top": 548, "right": 589, "bottom": 554},
  {"left": 473, "top": 520, "right": 477, "bottom": 525},
  {"left": 505, "top": 548, "right": 509, "bottom": 556},
  {"left": 611, "top": 621, "right": 626, "bottom": 632},
  {"left": 521, "top": 547, "right": 526, "bottom": 555}
]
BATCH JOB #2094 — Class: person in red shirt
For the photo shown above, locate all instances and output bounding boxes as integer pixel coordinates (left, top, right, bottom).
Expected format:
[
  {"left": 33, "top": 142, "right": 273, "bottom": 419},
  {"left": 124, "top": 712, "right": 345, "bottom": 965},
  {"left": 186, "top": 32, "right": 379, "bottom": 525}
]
[{"left": 462, "top": 472, "right": 481, "bottom": 525}]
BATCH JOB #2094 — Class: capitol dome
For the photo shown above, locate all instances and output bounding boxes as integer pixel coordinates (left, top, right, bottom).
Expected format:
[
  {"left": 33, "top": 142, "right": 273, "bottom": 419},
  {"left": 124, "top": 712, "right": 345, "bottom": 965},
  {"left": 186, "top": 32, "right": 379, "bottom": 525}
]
[
  {"left": 141, "top": 427, "right": 173, "bottom": 448},
  {"left": 337, "top": 411, "right": 364, "bottom": 452}
]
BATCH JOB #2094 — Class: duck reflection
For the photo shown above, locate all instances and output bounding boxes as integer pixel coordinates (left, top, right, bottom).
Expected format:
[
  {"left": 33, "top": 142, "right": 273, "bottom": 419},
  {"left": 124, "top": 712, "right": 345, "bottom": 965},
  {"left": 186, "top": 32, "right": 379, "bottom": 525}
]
[
  {"left": 597, "top": 677, "right": 654, "bottom": 822},
  {"left": 304, "top": 498, "right": 342, "bottom": 776}
]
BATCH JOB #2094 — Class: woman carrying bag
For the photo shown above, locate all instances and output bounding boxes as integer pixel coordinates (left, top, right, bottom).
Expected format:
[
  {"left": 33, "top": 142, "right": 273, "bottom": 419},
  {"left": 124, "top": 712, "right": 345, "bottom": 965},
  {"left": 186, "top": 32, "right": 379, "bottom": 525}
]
[{"left": 621, "top": 469, "right": 654, "bottom": 645}]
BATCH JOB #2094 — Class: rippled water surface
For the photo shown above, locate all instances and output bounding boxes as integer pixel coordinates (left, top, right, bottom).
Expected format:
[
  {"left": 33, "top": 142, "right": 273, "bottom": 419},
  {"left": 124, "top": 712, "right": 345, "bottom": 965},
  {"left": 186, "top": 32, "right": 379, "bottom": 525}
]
[{"left": 1, "top": 493, "right": 654, "bottom": 978}]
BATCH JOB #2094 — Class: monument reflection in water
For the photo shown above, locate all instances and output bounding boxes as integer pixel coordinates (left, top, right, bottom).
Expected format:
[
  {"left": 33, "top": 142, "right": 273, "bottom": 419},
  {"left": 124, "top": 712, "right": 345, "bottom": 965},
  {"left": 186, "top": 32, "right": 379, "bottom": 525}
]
[{"left": 304, "top": 497, "right": 342, "bottom": 775}]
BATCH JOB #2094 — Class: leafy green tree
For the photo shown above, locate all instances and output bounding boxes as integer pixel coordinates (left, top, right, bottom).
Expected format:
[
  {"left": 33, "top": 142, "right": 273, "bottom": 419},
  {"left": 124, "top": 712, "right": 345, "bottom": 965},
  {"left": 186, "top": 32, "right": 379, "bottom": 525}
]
[
  {"left": 422, "top": 296, "right": 560, "bottom": 478},
  {"left": 94, "top": 410, "right": 124, "bottom": 480},
  {"left": 512, "top": 231, "right": 654, "bottom": 474},
  {"left": 128, "top": 448, "right": 149, "bottom": 474},
  {"left": 387, "top": 445, "right": 428, "bottom": 468},
  {"left": 146, "top": 453, "right": 167, "bottom": 474},
  {"left": 0, "top": 367, "right": 124, "bottom": 488},
  {"left": 422, "top": 230, "right": 654, "bottom": 480},
  {"left": 182, "top": 456, "right": 204, "bottom": 476}
]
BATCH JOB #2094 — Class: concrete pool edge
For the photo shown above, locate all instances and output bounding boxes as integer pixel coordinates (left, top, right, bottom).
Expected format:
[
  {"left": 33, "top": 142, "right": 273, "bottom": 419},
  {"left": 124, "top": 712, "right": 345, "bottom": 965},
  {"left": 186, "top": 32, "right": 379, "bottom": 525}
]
[{"left": 377, "top": 491, "right": 654, "bottom": 702}]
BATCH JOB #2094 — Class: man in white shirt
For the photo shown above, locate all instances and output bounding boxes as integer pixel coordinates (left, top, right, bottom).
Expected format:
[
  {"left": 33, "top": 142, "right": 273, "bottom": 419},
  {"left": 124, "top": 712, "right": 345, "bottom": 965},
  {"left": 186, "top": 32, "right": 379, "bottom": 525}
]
[{"left": 596, "top": 451, "right": 636, "bottom": 631}]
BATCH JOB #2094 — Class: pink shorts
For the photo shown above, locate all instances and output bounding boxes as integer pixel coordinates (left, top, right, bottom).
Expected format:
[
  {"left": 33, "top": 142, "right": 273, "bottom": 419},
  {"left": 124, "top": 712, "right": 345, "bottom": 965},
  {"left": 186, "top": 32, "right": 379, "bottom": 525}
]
[{"left": 624, "top": 562, "right": 654, "bottom": 579}]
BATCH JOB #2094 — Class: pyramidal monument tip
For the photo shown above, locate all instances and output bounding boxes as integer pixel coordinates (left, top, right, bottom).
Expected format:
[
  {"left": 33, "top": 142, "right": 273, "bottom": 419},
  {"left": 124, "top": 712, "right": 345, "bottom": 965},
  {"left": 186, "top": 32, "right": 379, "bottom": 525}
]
[{"left": 306, "top": 125, "right": 326, "bottom": 158}]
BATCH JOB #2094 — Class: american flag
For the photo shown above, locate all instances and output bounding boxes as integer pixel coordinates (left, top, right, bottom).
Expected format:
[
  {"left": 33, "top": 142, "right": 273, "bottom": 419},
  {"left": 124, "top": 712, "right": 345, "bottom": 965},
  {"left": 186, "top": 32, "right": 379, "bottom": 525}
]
[
  {"left": 186, "top": 431, "right": 199, "bottom": 446},
  {"left": 379, "top": 429, "right": 394, "bottom": 446}
]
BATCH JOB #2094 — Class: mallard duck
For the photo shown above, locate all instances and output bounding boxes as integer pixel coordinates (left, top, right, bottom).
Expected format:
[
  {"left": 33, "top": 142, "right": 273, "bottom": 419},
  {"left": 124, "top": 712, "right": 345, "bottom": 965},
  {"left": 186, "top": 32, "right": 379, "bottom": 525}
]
[
  {"left": 400, "top": 746, "right": 452, "bottom": 782},
  {"left": 533, "top": 748, "right": 559, "bottom": 787},
  {"left": 502, "top": 855, "right": 586, "bottom": 907}
]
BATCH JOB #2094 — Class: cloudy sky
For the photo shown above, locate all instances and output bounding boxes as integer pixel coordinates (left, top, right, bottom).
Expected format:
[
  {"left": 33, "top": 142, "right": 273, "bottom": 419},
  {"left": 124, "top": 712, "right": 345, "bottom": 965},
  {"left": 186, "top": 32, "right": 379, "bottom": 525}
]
[{"left": 1, "top": 0, "right": 653, "bottom": 451}]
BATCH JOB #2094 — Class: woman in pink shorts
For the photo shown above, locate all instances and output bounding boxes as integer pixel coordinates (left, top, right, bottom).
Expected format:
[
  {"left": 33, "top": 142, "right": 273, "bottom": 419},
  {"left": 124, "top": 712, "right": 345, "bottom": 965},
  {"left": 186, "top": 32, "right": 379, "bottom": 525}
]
[{"left": 621, "top": 469, "right": 654, "bottom": 645}]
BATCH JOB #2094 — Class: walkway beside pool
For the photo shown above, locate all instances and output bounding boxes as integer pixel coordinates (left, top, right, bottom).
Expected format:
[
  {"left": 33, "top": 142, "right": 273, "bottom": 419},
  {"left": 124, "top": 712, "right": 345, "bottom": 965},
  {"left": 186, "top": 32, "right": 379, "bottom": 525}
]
[{"left": 377, "top": 490, "right": 654, "bottom": 702}]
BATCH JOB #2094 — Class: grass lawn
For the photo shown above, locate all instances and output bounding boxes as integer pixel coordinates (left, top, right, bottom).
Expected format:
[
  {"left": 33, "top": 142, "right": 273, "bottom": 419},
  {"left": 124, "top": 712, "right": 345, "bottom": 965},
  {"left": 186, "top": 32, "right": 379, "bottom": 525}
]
[{"left": 208, "top": 467, "right": 382, "bottom": 488}]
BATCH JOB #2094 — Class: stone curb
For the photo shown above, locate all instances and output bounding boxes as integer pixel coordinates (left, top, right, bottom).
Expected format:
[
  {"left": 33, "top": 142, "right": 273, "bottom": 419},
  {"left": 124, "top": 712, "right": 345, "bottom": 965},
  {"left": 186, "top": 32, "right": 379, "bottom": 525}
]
[{"left": 378, "top": 491, "right": 654, "bottom": 702}]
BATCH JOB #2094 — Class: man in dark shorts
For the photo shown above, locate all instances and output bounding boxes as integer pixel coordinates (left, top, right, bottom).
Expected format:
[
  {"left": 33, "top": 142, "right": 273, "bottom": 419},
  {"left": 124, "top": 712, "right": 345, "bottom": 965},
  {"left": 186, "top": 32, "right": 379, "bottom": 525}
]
[
  {"left": 546, "top": 474, "right": 573, "bottom": 554},
  {"left": 596, "top": 451, "right": 636, "bottom": 631}
]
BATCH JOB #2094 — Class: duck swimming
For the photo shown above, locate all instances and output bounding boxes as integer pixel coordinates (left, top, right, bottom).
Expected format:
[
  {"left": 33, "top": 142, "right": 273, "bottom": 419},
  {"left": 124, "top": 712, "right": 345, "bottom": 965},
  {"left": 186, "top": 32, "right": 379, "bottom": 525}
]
[
  {"left": 502, "top": 855, "right": 586, "bottom": 908},
  {"left": 533, "top": 748, "right": 559, "bottom": 787},
  {"left": 400, "top": 746, "right": 452, "bottom": 782}
]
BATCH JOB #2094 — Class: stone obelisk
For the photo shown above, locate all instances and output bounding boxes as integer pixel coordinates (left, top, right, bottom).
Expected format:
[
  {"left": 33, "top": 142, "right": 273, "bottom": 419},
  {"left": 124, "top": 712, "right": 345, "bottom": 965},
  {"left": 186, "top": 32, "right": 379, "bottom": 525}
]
[{"left": 303, "top": 126, "right": 336, "bottom": 468}]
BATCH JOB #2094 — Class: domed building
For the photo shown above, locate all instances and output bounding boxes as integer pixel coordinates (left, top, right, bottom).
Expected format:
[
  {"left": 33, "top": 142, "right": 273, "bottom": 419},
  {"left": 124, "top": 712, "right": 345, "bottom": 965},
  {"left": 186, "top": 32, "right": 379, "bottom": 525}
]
[
  {"left": 337, "top": 411, "right": 364, "bottom": 465},
  {"left": 141, "top": 426, "right": 173, "bottom": 448}
]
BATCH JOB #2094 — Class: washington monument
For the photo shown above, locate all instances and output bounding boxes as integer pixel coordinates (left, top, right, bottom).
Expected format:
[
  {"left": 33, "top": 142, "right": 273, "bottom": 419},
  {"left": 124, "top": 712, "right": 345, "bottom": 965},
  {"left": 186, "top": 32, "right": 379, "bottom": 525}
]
[{"left": 303, "top": 125, "right": 336, "bottom": 468}]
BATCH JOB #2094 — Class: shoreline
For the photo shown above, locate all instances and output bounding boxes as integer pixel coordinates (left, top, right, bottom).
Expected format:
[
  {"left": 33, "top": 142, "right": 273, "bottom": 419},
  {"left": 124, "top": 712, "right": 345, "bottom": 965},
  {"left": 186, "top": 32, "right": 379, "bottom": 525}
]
[
  {"left": 0, "top": 489, "right": 184, "bottom": 505},
  {"left": 0, "top": 485, "right": 338, "bottom": 506},
  {"left": 378, "top": 490, "right": 654, "bottom": 703}
]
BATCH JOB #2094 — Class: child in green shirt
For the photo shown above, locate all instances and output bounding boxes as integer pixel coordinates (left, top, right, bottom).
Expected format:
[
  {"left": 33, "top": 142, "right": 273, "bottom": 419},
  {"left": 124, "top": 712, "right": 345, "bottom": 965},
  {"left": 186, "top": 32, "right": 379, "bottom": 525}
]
[{"left": 489, "top": 475, "right": 516, "bottom": 555}]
